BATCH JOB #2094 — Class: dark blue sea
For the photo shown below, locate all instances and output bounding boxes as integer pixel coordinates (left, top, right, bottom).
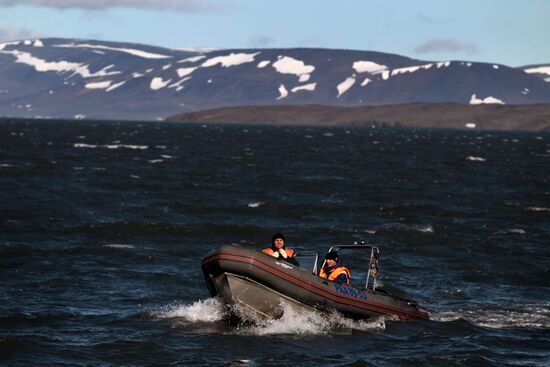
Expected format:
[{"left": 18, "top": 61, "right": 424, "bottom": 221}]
[{"left": 1, "top": 119, "right": 549, "bottom": 366}]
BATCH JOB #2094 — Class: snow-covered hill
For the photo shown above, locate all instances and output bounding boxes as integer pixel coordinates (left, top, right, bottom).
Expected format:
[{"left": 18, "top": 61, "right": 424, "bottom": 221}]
[{"left": 0, "top": 38, "right": 549, "bottom": 120}]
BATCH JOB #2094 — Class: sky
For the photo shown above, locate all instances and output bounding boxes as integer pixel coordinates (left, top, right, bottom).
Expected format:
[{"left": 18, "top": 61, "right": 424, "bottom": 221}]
[{"left": 0, "top": 0, "right": 548, "bottom": 67}]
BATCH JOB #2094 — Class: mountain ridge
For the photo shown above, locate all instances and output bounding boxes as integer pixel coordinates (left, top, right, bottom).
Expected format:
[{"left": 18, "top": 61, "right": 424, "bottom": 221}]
[{"left": 0, "top": 37, "right": 549, "bottom": 123}]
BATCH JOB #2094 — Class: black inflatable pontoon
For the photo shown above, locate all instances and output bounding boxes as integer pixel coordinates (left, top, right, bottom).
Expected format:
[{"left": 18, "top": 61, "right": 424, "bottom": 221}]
[{"left": 202, "top": 243, "right": 429, "bottom": 321}]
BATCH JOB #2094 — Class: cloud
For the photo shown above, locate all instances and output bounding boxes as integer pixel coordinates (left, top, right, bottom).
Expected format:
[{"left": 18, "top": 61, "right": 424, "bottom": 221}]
[
  {"left": 248, "top": 36, "right": 274, "bottom": 48},
  {"left": 414, "top": 38, "right": 479, "bottom": 54},
  {"left": 0, "top": 0, "right": 228, "bottom": 12},
  {"left": 0, "top": 26, "right": 35, "bottom": 41},
  {"left": 417, "top": 14, "right": 453, "bottom": 24}
]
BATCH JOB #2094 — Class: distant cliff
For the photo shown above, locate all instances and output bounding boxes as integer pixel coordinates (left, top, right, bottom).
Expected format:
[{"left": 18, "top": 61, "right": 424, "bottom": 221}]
[{"left": 167, "top": 103, "right": 550, "bottom": 131}]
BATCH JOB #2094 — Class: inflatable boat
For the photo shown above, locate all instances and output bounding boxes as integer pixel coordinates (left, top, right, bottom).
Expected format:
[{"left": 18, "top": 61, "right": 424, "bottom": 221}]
[{"left": 201, "top": 243, "right": 429, "bottom": 321}]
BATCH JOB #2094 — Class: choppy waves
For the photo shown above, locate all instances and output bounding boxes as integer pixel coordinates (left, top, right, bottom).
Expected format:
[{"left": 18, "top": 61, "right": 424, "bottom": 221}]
[
  {"left": 433, "top": 302, "right": 550, "bottom": 329},
  {"left": 1, "top": 119, "right": 548, "bottom": 366}
]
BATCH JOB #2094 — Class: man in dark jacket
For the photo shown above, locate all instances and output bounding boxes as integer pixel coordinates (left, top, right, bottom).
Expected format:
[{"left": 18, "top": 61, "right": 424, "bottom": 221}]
[{"left": 319, "top": 251, "right": 350, "bottom": 284}]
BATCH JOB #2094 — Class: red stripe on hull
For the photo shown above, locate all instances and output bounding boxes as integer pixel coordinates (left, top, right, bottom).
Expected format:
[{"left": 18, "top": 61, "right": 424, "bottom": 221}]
[{"left": 202, "top": 250, "right": 428, "bottom": 320}]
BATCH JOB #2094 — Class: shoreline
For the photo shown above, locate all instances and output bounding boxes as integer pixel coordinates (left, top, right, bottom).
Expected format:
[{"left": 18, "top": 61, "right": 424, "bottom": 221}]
[{"left": 166, "top": 103, "right": 550, "bottom": 131}]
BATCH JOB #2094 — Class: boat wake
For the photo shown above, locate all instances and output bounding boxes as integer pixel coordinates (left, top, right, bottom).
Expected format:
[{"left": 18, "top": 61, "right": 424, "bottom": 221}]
[
  {"left": 154, "top": 298, "right": 387, "bottom": 335},
  {"left": 432, "top": 302, "right": 550, "bottom": 329},
  {"left": 154, "top": 298, "right": 224, "bottom": 322}
]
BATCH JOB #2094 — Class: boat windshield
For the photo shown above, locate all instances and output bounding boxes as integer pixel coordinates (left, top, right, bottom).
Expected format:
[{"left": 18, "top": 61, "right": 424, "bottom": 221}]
[{"left": 294, "top": 251, "right": 319, "bottom": 274}]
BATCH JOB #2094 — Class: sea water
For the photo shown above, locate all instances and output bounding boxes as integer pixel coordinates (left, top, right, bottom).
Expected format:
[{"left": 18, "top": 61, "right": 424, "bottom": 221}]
[{"left": 1, "top": 119, "right": 548, "bottom": 366}]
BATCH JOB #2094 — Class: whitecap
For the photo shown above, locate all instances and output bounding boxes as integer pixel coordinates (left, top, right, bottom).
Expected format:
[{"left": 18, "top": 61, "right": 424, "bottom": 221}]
[
  {"left": 72, "top": 143, "right": 147, "bottom": 150},
  {"left": 416, "top": 224, "right": 434, "bottom": 233},
  {"left": 104, "top": 144, "right": 148, "bottom": 150},
  {"left": 466, "top": 156, "right": 486, "bottom": 161},
  {"left": 155, "top": 298, "right": 224, "bottom": 322},
  {"left": 382, "top": 223, "right": 434, "bottom": 234},
  {"left": 148, "top": 159, "right": 164, "bottom": 164},
  {"left": 525, "top": 206, "right": 550, "bottom": 212},
  {"left": 506, "top": 228, "right": 526, "bottom": 234},
  {"left": 102, "top": 244, "right": 135, "bottom": 249},
  {"left": 247, "top": 201, "right": 264, "bottom": 208},
  {"left": 243, "top": 304, "right": 386, "bottom": 336},
  {"left": 73, "top": 143, "right": 97, "bottom": 148}
]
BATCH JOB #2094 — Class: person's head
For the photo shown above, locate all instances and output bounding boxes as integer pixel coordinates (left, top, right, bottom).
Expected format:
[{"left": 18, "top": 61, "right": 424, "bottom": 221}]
[
  {"left": 271, "top": 233, "right": 285, "bottom": 249},
  {"left": 325, "top": 251, "right": 339, "bottom": 266}
]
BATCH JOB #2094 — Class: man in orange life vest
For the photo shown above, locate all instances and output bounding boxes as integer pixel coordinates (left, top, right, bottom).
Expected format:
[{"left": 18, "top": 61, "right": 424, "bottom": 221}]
[
  {"left": 262, "top": 233, "right": 296, "bottom": 261},
  {"left": 319, "top": 251, "right": 351, "bottom": 285}
]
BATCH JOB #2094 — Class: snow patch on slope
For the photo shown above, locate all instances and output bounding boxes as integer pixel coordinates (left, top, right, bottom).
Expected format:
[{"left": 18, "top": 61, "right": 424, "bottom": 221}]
[
  {"left": 106, "top": 81, "right": 126, "bottom": 92},
  {"left": 85, "top": 81, "right": 111, "bottom": 89},
  {"left": 391, "top": 63, "right": 434, "bottom": 76},
  {"left": 176, "top": 67, "right": 198, "bottom": 78},
  {"left": 291, "top": 83, "right": 316, "bottom": 93},
  {"left": 353, "top": 61, "right": 387, "bottom": 74},
  {"left": 298, "top": 74, "right": 310, "bottom": 82},
  {"left": 470, "top": 94, "right": 505, "bottom": 105},
  {"left": 277, "top": 84, "right": 288, "bottom": 100},
  {"left": 0, "top": 50, "right": 122, "bottom": 78},
  {"left": 361, "top": 78, "right": 372, "bottom": 87},
  {"left": 150, "top": 77, "right": 172, "bottom": 90},
  {"left": 524, "top": 66, "right": 550, "bottom": 76},
  {"left": 337, "top": 76, "right": 356, "bottom": 97},
  {"left": 273, "top": 56, "right": 315, "bottom": 81},
  {"left": 178, "top": 55, "right": 206, "bottom": 63},
  {"left": 91, "top": 64, "right": 122, "bottom": 77},
  {"left": 54, "top": 43, "right": 172, "bottom": 59},
  {"left": 202, "top": 52, "right": 260, "bottom": 68},
  {"left": 257, "top": 60, "right": 271, "bottom": 68},
  {"left": 168, "top": 77, "right": 192, "bottom": 91},
  {"left": 0, "top": 41, "right": 20, "bottom": 51},
  {"left": 360, "top": 61, "right": 451, "bottom": 81}
]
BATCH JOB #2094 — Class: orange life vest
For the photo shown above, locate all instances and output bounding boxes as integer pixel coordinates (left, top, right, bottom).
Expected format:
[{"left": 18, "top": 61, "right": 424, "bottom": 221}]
[
  {"left": 263, "top": 247, "right": 295, "bottom": 258},
  {"left": 319, "top": 266, "right": 351, "bottom": 285}
]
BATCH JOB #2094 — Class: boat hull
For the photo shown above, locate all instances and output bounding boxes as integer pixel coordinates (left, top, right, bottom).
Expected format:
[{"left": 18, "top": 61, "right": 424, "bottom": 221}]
[
  {"left": 202, "top": 245, "right": 429, "bottom": 321},
  {"left": 211, "top": 272, "right": 315, "bottom": 319}
]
